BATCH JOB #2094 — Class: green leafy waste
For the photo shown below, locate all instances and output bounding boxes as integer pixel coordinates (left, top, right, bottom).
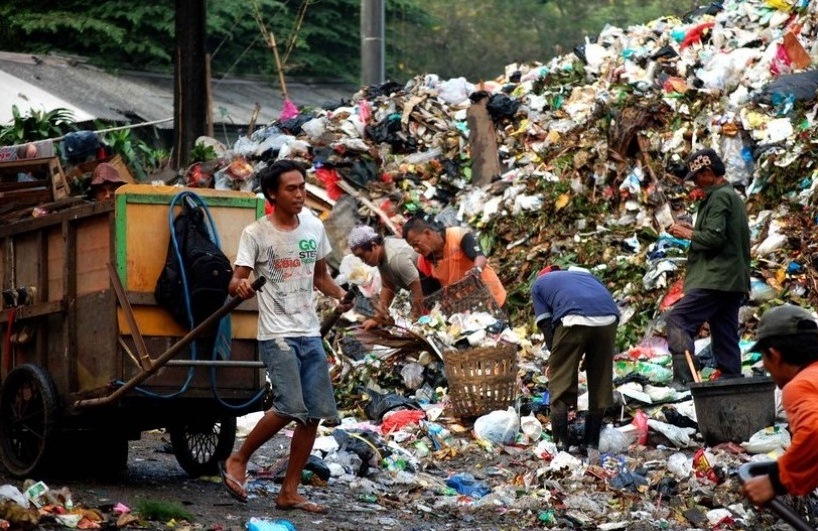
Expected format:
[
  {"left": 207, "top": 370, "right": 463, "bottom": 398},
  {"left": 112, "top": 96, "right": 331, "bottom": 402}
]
[{"left": 133, "top": 499, "right": 194, "bottom": 522}]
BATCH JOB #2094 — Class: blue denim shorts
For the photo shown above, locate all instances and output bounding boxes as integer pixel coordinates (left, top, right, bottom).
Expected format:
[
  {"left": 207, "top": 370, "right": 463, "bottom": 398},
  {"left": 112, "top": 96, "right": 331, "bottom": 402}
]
[{"left": 260, "top": 337, "right": 338, "bottom": 424}]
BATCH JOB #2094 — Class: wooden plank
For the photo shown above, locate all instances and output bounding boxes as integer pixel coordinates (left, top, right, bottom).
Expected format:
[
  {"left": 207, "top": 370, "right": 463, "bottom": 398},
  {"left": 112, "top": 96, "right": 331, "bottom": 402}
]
[
  {"left": 76, "top": 215, "right": 112, "bottom": 295},
  {"left": 63, "top": 219, "right": 78, "bottom": 391},
  {"left": 125, "top": 290, "right": 258, "bottom": 311},
  {"left": 0, "top": 300, "right": 63, "bottom": 323},
  {"left": 0, "top": 201, "right": 112, "bottom": 239},
  {"left": 35, "top": 230, "right": 47, "bottom": 362},
  {"left": 117, "top": 307, "right": 258, "bottom": 339},
  {"left": 0, "top": 156, "right": 67, "bottom": 200},
  {"left": 117, "top": 186, "right": 262, "bottom": 292},
  {"left": 0, "top": 237, "right": 7, "bottom": 292},
  {"left": 47, "top": 228, "right": 64, "bottom": 303},
  {"left": 75, "top": 291, "right": 118, "bottom": 392}
]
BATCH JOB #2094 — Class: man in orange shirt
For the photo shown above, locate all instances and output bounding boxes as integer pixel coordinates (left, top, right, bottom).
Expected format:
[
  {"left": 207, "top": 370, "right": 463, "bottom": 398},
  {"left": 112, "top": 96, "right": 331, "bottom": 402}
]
[
  {"left": 742, "top": 304, "right": 818, "bottom": 505},
  {"left": 401, "top": 216, "right": 506, "bottom": 308}
]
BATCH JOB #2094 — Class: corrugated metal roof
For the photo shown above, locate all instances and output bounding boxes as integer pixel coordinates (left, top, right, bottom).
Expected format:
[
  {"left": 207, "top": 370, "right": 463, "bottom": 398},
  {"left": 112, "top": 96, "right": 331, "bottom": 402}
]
[{"left": 0, "top": 52, "right": 356, "bottom": 129}]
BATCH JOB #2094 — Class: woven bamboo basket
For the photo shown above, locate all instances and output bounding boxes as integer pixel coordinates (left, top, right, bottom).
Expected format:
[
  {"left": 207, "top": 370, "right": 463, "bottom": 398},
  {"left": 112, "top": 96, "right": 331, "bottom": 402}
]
[
  {"left": 422, "top": 274, "right": 506, "bottom": 320},
  {"left": 443, "top": 342, "right": 518, "bottom": 418}
]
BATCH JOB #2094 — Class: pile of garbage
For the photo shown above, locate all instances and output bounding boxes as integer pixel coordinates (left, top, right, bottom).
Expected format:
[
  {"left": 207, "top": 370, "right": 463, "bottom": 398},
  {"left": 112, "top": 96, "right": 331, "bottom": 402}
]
[
  {"left": 5, "top": 1, "right": 818, "bottom": 527},
  {"left": 210, "top": 0, "right": 818, "bottom": 526},
  {"left": 194, "top": 0, "right": 818, "bottom": 345}
]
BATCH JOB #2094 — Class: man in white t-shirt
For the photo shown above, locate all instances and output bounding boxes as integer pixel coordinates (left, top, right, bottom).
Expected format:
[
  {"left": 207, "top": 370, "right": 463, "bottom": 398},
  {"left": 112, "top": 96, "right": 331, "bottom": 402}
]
[
  {"left": 348, "top": 225, "right": 425, "bottom": 328},
  {"left": 220, "top": 160, "right": 350, "bottom": 513}
]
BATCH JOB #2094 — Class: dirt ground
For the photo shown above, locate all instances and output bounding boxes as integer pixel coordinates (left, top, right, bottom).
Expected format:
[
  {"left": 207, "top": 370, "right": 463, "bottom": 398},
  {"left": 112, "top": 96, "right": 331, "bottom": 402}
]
[
  {"left": 1, "top": 424, "right": 796, "bottom": 531},
  {"left": 2, "top": 428, "right": 535, "bottom": 531}
]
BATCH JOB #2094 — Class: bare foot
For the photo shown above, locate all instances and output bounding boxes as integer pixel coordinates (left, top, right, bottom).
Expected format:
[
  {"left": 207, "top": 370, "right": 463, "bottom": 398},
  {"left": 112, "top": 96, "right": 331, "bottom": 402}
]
[
  {"left": 223, "top": 456, "right": 247, "bottom": 496},
  {"left": 275, "top": 493, "right": 327, "bottom": 514}
]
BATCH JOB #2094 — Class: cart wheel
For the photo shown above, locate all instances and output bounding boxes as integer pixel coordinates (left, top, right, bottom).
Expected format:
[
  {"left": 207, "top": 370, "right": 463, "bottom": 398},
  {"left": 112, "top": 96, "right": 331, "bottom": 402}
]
[
  {"left": 169, "top": 414, "right": 236, "bottom": 477},
  {"left": 0, "top": 364, "right": 59, "bottom": 477}
]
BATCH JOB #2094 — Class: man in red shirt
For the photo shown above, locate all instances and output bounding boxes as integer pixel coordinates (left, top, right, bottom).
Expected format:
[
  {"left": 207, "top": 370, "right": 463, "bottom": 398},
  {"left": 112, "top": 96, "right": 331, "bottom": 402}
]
[{"left": 742, "top": 304, "right": 818, "bottom": 505}]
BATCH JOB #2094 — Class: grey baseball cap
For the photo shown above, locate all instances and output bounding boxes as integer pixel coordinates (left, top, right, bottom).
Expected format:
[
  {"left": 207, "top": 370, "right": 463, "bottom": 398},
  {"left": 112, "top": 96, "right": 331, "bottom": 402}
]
[{"left": 750, "top": 304, "right": 818, "bottom": 352}]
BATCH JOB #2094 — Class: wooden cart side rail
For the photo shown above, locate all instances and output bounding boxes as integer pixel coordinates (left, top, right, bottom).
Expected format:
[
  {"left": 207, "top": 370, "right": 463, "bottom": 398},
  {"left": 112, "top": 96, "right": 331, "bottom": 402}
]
[
  {"left": 0, "top": 200, "right": 113, "bottom": 239},
  {"left": 0, "top": 300, "right": 63, "bottom": 324},
  {"left": 125, "top": 290, "right": 258, "bottom": 312}
]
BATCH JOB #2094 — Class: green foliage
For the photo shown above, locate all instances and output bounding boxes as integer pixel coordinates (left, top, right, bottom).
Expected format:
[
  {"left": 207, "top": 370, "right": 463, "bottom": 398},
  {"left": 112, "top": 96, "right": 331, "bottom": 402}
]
[
  {"left": 190, "top": 143, "right": 217, "bottom": 163},
  {"left": 101, "top": 129, "right": 165, "bottom": 181},
  {"left": 133, "top": 499, "right": 194, "bottom": 522},
  {"left": 0, "top": 106, "right": 76, "bottom": 144}
]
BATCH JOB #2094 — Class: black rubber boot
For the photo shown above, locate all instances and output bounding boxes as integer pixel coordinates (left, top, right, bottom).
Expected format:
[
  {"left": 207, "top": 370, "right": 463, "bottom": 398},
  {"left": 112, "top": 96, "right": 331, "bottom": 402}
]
[
  {"left": 550, "top": 401, "right": 569, "bottom": 452},
  {"left": 583, "top": 410, "right": 604, "bottom": 465},
  {"left": 670, "top": 354, "right": 695, "bottom": 391}
]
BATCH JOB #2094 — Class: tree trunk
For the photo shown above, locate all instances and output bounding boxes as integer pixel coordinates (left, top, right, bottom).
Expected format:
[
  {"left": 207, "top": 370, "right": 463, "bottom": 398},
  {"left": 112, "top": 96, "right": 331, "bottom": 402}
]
[{"left": 173, "top": 0, "right": 208, "bottom": 169}]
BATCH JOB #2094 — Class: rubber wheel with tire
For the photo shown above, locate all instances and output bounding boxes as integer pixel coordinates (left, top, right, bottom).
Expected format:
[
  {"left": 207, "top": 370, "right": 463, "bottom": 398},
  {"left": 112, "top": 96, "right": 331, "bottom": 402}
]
[
  {"left": 0, "top": 363, "right": 60, "bottom": 477},
  {"left": 169, "top": 414, "right": 236, "bottom": 477}
]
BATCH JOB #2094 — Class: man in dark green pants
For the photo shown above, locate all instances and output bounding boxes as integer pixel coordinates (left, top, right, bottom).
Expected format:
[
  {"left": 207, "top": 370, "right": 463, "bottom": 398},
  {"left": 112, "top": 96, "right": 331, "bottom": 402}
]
[{"left": 532, "top": 265, "right": 619, "bottom": 465}]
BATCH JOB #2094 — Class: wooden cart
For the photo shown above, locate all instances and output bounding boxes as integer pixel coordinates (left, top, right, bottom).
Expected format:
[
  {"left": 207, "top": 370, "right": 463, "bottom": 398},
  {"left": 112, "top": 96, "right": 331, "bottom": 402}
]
[{"left": 0, "top": 184, "right": 267, "bottom": 478}]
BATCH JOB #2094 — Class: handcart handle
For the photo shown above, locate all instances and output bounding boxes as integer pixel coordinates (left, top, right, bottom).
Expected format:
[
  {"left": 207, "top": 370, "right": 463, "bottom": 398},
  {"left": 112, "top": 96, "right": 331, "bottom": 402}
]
[
  {"left": 74, "top": 276, "right": 267, "bottom": 408},
  {"left": 738, "top": 462, "right": 816, "bottom": 531},
  {"left": 249, "top": 276, "right": 266, "bottom": 292}
]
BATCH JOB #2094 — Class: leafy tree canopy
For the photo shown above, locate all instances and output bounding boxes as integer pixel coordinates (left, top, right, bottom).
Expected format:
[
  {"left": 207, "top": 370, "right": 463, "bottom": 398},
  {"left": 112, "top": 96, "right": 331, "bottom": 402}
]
[{"left": 0, "top": 0, "right": 693, "bottom": 83}]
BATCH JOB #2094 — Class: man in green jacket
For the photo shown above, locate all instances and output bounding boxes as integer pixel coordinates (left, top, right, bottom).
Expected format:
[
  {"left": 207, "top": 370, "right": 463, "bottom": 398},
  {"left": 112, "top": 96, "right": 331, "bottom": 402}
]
[{"left": 665, "top": 148, "right": 751, "bottom": 389}]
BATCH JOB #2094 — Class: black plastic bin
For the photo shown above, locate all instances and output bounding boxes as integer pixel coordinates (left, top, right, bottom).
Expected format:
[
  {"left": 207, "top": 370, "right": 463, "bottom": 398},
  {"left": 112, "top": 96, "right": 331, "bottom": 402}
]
[{"left": 690, "top": 376, "right": 776, "bottom": 446}]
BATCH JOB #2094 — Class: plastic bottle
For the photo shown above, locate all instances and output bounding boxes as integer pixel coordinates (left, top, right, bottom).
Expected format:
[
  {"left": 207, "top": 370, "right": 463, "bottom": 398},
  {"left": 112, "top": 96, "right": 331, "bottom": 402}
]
[{"left": 246, "top": 517, "right": 296, "bottom": 531}]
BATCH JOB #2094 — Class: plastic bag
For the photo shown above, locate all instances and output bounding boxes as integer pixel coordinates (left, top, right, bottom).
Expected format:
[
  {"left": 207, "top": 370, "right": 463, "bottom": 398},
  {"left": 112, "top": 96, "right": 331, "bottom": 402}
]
[
  {"left": 741, "top": 425, "right": 791, "bottom": 454},
  {"left": 647, "top": 419, "right": 694, "bottom": 448},
  {"left": 381, "top": 409, "right": 426, "bottom": 433},
  {"left": 400, "top": 362, "right": 424, "bottom": 390},
  {"left": 438, "top": 77, "right": 474, "bottom": 105},
  {"left": 0, "top": 484, "right": 30, "bottom": 507},
  {"left": 750, "top": 277, "right": 777, "bottom": 302},
  {"left": 473, "top": 407, "right": 520, "bottom": 445},
  {"left": 359, "top": 387, "right": 421, "bottom": 422},
  {"left": 486, "top": 93, "right": 520, "bottom": 122},
  {"left": 446, "top": 473, "right": 491, "bottom": 498},
  {"left": 719, "top": 134, "right": 753, "bottom": 186},
  {"left": 598, "top": 425, "right": 629, "bottom": 454},
  {"left": 667, "top": 452, "right": 692, "bottom": 478},
  {"left": 632, "top": 410, "right": 649, "bottom": 445},
  {"left": 520, "top": 414, "right": 543, "bottom": 443},
  {"left": 300, "top": 117, "right": 327, "bottom": 140}
]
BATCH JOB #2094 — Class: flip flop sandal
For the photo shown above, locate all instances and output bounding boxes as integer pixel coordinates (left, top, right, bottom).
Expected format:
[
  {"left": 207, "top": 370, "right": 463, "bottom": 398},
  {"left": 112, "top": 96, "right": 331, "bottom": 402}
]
[{"left": 218, "top": 461, "right": 248, "bottom": 503}]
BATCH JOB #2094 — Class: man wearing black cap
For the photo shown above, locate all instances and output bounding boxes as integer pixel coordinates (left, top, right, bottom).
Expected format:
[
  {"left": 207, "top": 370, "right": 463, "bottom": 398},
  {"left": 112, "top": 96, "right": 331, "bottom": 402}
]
[
  {"left": 665, "top": 148, "right": 751, "bottom": 389},
  {"left": 742, "top": 304, "right": 818, "bottom": 505}
]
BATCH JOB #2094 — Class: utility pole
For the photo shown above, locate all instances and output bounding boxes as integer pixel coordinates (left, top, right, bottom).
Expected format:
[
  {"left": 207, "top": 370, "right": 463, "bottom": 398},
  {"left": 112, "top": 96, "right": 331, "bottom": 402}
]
[
  {"left": 173, "top": 0, "right": 208, "bottom": 169},
  {"left": 361, "top": 0, "right": 385, "bottom": 86}
]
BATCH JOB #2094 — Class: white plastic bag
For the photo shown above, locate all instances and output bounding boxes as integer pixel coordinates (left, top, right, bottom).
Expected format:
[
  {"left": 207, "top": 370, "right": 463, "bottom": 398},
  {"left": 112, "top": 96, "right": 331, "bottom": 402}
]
[
  {"left": 437, "top": 77, "right": 474, "bottom": 105},
  {"left": 474, "top": 407, "right": 520, "bottom": 445},
  {"left": 741, "top": 425, "right": 791, "bottom": 454},
  {"left": 0, "top": 484, "right": 29, "bottom": 507},
  {"left": 520, "top": 414, "right": 543, "bottom": 443},
  {"left": 667, "top": 452, "right": 692, "bottom": 478},
  {"left": 647, "top": 419, "right": 694, "bottom": 448},
  {"left": 598, "top": 425, "right": 630, "bottom": 454}
]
